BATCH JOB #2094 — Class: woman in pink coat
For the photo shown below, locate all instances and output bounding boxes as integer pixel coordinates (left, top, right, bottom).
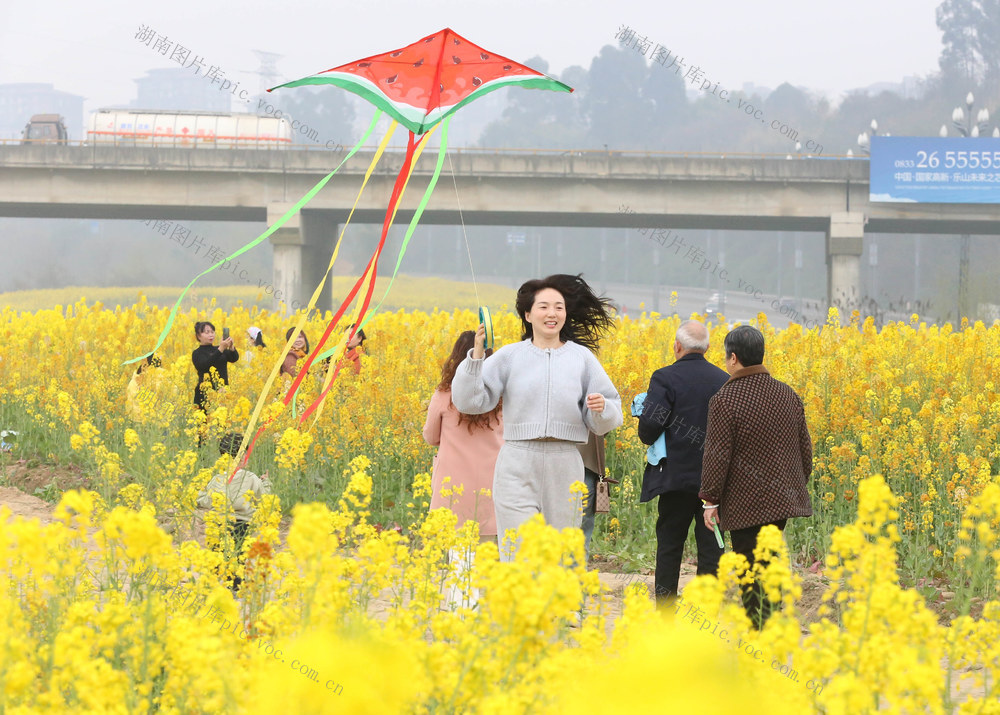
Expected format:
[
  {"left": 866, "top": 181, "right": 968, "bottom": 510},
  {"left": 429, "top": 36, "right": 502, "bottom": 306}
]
[
  {"left": 424, "top": 331, "right": 503, "bottom": 610},
  {"left": 423, "top": 331, "right": 503, "bottom": 538}
]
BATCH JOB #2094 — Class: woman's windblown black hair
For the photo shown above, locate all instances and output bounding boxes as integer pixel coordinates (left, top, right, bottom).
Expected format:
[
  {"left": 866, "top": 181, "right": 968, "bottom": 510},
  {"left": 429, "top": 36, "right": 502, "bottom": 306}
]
[{"left": 514, "top": 274, "right": 616, "bottom": 353}]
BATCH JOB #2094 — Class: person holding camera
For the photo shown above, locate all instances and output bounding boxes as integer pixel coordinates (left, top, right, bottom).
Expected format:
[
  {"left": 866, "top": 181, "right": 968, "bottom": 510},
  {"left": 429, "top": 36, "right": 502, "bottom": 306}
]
[{"left": 191, "top": 321, "right": 239, "bottom": 412}]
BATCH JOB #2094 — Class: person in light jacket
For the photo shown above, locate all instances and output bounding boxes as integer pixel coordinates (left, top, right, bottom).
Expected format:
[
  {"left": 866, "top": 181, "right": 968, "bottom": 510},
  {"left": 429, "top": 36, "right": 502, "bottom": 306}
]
[
  {"left": 452, "top": 274, "right": 623, "bottom": 561},
  {"left": 197, "top": 432, "right": 272, "bottom": 592}
]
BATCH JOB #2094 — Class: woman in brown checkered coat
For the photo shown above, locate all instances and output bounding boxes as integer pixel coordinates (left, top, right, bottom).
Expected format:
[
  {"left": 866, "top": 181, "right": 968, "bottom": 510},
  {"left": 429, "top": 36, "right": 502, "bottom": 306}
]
[{"left": 699, "top": 325, "right": 812, "bottom": 628}]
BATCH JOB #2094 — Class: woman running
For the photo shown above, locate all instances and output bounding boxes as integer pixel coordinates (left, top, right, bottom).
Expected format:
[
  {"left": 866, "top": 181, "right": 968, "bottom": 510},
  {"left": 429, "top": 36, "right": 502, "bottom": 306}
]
[{"left": 451, "top": 274, "right": 622, "bottom": 560}]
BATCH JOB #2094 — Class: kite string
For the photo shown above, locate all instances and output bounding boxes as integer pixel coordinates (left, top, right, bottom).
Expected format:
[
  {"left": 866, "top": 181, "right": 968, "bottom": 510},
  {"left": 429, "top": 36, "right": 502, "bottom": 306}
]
[{"left": 447, "top": 151, "right": 480, "bottom": 309}]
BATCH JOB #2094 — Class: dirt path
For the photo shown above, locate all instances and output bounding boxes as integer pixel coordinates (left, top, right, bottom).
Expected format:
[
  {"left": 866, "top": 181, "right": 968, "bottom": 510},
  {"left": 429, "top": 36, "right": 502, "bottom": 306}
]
[{"left": 0, "top": 486, "right": 59, "bottom": 525}]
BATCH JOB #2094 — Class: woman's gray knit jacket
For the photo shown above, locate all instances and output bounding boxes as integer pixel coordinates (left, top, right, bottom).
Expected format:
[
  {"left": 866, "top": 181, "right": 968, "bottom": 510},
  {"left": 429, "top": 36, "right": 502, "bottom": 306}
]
[{"left": 451, "top": 339, "right": 622, "bottom": 443}]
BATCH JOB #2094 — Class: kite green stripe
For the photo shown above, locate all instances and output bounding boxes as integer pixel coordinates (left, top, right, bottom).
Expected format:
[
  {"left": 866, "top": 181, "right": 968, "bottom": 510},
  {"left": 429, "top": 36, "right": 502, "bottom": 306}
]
[
  {"left": 123, "top": 111, "right": 383, "bottom": 366},
  {"left": 313, "top": 114, "right": 452, "bottom": 363},
  {"left": 273, "top": 75, "right": 570, "bottom": 135}
]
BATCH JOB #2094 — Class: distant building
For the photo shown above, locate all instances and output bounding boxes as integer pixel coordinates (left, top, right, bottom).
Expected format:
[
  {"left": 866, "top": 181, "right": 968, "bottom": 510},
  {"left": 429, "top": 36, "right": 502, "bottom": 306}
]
[
  {"left": 686, "top": 82, "right": 774, "bottom": 104},
  {"left": 0, "top": 83, "right": 84, "bottom": 141},
  {"left": 856, "top": 76, "right": 926, "bottom": 101},
  {"left": 133, "top": 67, "right": 232, "bottom": 113}
]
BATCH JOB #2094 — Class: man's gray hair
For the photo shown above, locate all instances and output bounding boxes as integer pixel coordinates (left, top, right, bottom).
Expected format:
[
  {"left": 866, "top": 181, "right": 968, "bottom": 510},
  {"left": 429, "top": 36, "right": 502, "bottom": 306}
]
[{"left": 676, "top": 320, "right": 710, "bottom": 352}]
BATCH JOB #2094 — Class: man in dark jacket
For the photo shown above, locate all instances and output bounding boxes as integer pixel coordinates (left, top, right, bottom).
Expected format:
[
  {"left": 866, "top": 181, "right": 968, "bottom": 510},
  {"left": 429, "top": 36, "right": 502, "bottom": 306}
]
[
  {"left": 700, "top": 325, "right": 812, "bottom": 628},
  {"left": 637, "top": 320, "right": 729, "bottom": 604}
]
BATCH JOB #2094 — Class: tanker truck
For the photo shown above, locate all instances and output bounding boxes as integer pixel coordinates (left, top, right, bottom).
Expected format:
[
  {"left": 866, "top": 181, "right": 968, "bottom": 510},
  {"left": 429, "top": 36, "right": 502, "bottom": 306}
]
[{"left": 86, "top": 109, "right": 293, "bottom": 148}]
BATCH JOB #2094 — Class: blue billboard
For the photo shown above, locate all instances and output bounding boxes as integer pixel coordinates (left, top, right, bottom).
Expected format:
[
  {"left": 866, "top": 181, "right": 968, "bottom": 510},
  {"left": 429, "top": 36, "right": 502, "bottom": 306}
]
[{"left": 870, "top": 136, "right": 1000, "bottom": 203}]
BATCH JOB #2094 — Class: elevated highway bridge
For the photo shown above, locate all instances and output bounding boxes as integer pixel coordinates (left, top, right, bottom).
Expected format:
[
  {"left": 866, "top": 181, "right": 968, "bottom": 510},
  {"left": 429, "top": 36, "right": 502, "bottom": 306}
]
[{"left": 2, "top": 143, "right": 997, "bottom": 311}]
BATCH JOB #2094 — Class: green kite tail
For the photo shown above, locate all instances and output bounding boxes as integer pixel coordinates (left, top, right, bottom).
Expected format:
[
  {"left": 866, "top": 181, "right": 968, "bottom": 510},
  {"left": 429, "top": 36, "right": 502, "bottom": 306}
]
[
  {"left": 123, "top": 110, "right": 384, "bottom": 366},
  {"left": 310, "top": 115, "right": 453, "bottom": 365}
]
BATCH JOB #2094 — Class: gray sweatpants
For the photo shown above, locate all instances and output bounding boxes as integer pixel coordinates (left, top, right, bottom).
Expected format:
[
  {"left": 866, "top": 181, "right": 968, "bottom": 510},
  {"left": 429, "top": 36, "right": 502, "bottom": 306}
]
[{"left": 493, "top": 440, "right": 586, "bottom": 561}]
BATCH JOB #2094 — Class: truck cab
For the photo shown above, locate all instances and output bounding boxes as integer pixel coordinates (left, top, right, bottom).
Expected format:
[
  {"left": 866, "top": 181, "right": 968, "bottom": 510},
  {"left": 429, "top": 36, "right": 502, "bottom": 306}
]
[{"left": 21, "top": 114, "right": 69, "bottom": 144}]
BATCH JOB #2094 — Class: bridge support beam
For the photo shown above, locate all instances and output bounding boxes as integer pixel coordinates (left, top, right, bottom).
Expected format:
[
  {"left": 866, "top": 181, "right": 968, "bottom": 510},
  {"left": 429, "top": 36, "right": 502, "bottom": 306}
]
[
  {"left": 826, "top": 212, "right": 865, "bottom": 310},
  {"left": 269, "top": 204, "right": 304, "bottom": 315},
  {"left": 300, "top": 211, "right": 337, "bottom": 313},
  {"left": 267, "top": 207, "right": 340, "bottom": 314}
]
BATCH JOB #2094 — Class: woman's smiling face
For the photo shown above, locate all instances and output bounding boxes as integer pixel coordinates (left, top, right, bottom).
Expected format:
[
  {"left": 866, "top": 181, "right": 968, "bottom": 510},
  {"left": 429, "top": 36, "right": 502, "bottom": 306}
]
[{"left": 525, "top": 288, "right": 566, "bottom": 342}]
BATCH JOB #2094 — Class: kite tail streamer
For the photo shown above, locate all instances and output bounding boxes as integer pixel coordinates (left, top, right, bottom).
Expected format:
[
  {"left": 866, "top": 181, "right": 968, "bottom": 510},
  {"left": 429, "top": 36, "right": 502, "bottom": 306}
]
[
  {"left": 294, "top": 130, "right": 423, "bottom": 424},
  {"left": 358, "top": 115, "right": 453, "bottom": 331},
  {"left": 125, "top": 111, "right": 383, "bottom": 367},
  {"left": 305, "top": 257, "right": 378, "bottom": 424},
  {"left": 286, "top": 123, "right": 436, "bottom": 401},
  {"left": 232, "top": 117, "right": 433, "bottom": 476},
  {"left": 226, "top": 115, "right": 391, "bottom": 480},
  {"left": 290, "top": 126, "right": 434, "bottom": 383},
  {"left": 232, "top": 117, "right": 438, "bottom": 475},
  {"left": 285, "top": 129, "right": 430, "bottom": 417},
  {"left": 309, "top": 116, "right": 450, "bottom": 367},
  {"left": 304, "top": 117, "right": 453, "bottom": 424},
  {"left": 229, "top": 261, "right": 374, "bottom": 480}
]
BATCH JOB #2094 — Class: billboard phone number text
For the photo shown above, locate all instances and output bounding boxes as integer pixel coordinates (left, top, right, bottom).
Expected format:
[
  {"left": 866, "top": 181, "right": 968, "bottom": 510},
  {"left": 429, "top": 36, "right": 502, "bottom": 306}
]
[{"left": 895, "top": 150, "right": 1000, "bottom": 169}]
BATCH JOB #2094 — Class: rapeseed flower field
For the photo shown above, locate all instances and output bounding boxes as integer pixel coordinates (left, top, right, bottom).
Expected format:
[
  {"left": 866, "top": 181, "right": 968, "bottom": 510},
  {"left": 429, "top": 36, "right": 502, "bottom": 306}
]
[{"left": 1, "top": 292, "right": 999, "bottom": 712}]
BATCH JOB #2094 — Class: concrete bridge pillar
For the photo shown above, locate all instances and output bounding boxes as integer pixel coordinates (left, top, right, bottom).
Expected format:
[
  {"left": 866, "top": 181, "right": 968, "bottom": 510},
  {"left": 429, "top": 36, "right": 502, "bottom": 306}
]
[
  {"left": 268, "top": 204, "right": 304, "bottom": 315},
  {"left": 299, "top": 211, "right": 338, "bottom": 313},
  {"left": 267, "top": 208, "right": 363, "bottom": 315},
  {"left": 826, "top": 212, "right": 865, "bottom": 310}
]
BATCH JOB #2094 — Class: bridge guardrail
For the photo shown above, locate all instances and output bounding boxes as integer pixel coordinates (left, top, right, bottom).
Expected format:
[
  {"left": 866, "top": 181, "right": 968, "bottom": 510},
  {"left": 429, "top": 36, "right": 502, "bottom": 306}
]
[{"left": 0, "top": 138, "right": 860, "bottom": 160}]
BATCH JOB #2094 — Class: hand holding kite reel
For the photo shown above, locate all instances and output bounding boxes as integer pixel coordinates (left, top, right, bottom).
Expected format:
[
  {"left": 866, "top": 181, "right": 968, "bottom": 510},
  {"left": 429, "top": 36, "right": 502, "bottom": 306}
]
[{"left": 478, "top": 305, "right": 494, "bottom": 351}]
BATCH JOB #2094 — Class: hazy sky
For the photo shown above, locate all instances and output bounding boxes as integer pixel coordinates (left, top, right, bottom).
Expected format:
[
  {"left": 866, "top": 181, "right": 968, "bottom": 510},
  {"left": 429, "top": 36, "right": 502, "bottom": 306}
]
[{"left": 1, "top": 0, "right": 944, "bottom": 113}]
